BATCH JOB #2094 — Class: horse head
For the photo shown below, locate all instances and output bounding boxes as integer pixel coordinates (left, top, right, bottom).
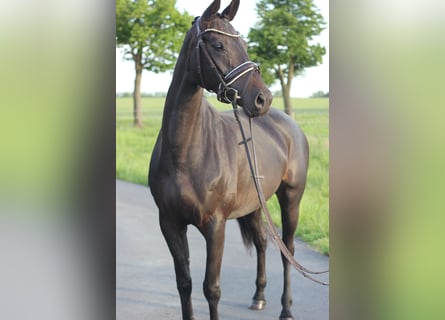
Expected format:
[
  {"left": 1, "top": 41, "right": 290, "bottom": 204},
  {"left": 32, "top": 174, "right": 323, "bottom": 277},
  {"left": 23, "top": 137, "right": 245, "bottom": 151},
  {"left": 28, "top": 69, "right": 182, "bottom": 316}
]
[{"left": 190, "top": 0, "right": 273, "bottom": 117}]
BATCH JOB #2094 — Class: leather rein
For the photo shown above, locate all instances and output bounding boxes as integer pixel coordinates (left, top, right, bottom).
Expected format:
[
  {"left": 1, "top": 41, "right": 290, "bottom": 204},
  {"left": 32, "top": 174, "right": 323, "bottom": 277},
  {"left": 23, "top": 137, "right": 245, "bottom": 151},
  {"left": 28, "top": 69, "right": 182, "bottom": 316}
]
[{"left": 194, "top": 18, "right": 329, "bottom": 286}]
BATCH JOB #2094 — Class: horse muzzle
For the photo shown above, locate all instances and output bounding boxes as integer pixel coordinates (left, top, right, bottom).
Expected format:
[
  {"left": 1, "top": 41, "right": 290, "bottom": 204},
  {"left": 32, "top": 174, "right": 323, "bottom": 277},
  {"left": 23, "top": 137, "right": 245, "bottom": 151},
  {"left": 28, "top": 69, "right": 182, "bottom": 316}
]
[
  {"left": 252, "top": 88, "right": 273, "bottom": 116},
  {"left": 238, "top": 84, "right": 273, "bottom": 118},
  {"left": 216, "top": 62, "right": 272, "bottom": 117}
]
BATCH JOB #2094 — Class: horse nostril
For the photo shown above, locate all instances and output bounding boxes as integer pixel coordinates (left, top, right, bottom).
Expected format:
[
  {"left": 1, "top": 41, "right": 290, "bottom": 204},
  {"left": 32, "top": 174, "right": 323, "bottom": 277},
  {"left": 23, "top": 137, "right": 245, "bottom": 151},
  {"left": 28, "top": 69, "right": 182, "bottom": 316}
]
[{"left": 256, "top": 92, "right": 265, "bottom": 109}]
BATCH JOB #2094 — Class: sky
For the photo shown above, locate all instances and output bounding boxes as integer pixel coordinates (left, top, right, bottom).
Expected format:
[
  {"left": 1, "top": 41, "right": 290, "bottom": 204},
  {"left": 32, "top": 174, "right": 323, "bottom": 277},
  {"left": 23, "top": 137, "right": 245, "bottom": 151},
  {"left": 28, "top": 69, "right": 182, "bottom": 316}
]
[{"left": 116, "top": 0, "right": 329, "bottom": 98}]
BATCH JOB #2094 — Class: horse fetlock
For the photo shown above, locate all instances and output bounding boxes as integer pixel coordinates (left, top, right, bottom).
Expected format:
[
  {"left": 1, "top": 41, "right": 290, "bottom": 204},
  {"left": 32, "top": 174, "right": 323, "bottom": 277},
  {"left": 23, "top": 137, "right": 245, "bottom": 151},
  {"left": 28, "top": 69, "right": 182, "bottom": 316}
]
[
  {"left": 281, "top": 294, "right": 293, "bottom": 308},
  {"left": 256, "top": 277, "right": 267, "bottom": 289}
]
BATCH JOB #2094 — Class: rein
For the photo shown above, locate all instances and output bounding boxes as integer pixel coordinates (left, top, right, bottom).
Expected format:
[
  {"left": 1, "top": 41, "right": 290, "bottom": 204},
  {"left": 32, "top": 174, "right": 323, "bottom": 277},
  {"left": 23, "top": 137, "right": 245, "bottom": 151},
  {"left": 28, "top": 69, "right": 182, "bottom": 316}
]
[
  {"left": 231, "top": 98, "right": 329, "bottom": 286},
  {"left": 194, "top": 17, "right": 329, "bottom": 286}
]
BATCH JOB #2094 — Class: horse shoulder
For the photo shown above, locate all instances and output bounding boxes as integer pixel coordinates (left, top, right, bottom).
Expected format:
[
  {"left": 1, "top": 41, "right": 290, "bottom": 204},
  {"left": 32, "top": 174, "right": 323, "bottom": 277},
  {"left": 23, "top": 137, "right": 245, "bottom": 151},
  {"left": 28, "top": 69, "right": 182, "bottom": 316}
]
[{"left": 265, "top": 108, "right": 309, "bottom": 185}]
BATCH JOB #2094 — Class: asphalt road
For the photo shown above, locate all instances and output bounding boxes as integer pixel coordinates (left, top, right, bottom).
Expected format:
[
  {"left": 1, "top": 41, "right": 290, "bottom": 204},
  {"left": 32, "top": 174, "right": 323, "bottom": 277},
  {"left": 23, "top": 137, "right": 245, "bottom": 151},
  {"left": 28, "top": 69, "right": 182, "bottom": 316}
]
[{"left": 117, "top": 180, "right": 329, "bottom": 320}]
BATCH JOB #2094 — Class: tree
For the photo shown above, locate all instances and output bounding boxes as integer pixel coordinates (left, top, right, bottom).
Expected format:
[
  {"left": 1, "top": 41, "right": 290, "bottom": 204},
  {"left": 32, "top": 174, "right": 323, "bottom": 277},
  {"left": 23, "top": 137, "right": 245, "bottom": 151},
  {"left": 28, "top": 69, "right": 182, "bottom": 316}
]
[
  {"left": 311, "top": 90, "right": 329, "bottom": 98},
  {"left": 248, "top": 0, "right": 326, "bottom": 117},
  {"left": 116, "top": 0, "right": 192, "bottom": 127}
]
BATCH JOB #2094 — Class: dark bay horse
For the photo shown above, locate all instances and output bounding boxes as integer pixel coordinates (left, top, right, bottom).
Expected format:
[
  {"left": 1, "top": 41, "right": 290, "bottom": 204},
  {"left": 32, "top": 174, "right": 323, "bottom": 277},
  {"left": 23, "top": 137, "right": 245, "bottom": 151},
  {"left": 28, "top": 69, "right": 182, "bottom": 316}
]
[{"left": 149, "top": 1, "right": 309, "bottom": 319}]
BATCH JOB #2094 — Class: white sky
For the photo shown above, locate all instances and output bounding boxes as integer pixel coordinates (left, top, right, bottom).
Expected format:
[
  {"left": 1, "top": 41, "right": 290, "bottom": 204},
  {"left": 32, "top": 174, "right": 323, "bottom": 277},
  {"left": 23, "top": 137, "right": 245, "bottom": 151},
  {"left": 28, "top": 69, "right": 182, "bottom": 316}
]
[{"left": 116, "top": 0, "right": 329, "bottom": 98}]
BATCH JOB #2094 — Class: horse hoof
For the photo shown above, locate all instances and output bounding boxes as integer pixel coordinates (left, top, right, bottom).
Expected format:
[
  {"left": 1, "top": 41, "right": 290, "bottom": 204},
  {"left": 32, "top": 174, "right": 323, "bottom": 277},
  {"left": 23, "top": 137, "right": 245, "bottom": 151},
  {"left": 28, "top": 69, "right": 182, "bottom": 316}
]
[
  {"left": 249, "top": 299, "right": 266, "bottom": 310},
  {"left": 279, "top": 312, "right": 295, "bottom": 320}
]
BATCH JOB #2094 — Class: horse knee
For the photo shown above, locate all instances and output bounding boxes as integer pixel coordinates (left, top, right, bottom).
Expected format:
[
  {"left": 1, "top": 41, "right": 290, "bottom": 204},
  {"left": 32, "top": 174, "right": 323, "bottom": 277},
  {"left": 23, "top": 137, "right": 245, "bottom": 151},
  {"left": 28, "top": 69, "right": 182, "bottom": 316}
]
[
  {"left": 177, "top": 277, "right": 192, "bottom": 296},
  {"left": 203, "top": 281, "right": 221, "bottom": 303}
]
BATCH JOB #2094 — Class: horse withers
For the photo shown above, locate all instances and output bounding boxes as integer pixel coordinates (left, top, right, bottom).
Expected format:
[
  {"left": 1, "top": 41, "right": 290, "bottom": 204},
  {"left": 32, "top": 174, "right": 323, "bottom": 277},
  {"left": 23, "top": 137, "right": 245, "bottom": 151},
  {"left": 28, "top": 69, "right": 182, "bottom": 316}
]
[{"left": 148, "top": 1, "right": 309, "bottom": 319}]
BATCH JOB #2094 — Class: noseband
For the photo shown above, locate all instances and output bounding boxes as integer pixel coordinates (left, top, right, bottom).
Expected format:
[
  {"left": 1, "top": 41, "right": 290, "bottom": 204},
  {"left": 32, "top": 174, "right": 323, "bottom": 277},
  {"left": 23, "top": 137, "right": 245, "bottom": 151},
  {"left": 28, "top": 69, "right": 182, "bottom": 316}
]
[{"left": 195, "top": 17, "right": 260, "bottom": 104}]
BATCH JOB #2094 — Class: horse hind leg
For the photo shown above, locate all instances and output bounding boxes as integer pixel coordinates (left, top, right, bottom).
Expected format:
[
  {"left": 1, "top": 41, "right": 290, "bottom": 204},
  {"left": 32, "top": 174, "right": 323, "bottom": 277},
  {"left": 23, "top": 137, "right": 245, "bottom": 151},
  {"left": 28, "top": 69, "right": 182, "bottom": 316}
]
[
  {"left": 159, "top": 215, "right": 195, "bottom": 320},
  {"left": 276, "top": 183, "right": 305, "bottom": 320},
  {"left": 237, "top": 210, "right": 267, "bottom": 311}
]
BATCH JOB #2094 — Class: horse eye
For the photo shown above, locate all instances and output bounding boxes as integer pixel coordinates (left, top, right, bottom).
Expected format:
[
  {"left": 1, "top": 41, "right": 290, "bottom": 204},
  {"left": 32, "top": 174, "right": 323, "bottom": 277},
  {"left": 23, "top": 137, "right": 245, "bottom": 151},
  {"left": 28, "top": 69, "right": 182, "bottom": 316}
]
[{"left": 213, "top": 42, "right": 224, "bottom": 50}]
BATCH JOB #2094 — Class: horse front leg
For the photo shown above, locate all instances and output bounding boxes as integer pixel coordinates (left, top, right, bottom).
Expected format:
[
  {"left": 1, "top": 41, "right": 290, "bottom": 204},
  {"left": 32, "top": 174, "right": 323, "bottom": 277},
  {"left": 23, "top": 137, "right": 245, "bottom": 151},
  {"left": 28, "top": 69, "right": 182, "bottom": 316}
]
[
  {"left": 201, "top": 215, "right": 226, "bottom": 320},
  {"left": 159, "top": 215, "right": 195, "bottom": 320}
]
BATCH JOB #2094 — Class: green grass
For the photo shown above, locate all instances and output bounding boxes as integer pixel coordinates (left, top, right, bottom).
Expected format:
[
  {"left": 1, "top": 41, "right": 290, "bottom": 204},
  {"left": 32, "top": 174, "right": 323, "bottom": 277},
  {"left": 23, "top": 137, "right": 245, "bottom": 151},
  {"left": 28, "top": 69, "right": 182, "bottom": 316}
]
[
  {"left": 116, "top": 97, "right": 163, "bottom": 185},
  {"left": 116, "top": 96, "right": 329, "bottom": 255}
]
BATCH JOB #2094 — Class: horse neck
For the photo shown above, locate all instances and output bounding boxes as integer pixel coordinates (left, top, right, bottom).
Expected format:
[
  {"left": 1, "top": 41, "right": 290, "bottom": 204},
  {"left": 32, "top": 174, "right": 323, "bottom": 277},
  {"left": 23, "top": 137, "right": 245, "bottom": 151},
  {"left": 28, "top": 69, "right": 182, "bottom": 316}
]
[{"left": 161, "top": 48, "right": 208, "bottom": 161}]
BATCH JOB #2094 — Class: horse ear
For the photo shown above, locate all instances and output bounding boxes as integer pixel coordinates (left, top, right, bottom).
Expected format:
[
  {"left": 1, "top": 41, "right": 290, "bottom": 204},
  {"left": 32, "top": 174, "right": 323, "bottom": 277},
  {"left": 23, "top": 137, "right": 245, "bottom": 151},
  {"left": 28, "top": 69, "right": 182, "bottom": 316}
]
[
  {"left": 221, "top": 0, "right": 240, "bottom": 21},
  {"left": 202, "top": 0, "right": 221, "bottom": 21}
]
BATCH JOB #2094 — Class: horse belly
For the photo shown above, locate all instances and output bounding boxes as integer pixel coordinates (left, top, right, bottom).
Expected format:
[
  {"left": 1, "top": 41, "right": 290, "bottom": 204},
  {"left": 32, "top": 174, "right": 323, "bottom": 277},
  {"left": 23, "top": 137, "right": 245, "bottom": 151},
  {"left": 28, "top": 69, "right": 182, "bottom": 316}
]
[
  {"left": 226, "top": 180, "right": 278, "bottom": 219},
  {"left": 227, "top": 202, "right": 261, "bottom": 219}
]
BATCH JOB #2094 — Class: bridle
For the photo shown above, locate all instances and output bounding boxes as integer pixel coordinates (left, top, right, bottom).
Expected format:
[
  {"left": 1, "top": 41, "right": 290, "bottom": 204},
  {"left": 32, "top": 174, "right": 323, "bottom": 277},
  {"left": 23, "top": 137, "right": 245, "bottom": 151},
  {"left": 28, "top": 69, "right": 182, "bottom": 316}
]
[
  {"left": 194, "top": 17, "right": 329, "bottom": 286},
  {"left": 194, "top": 17, "right": 260, "bottom": 104}
]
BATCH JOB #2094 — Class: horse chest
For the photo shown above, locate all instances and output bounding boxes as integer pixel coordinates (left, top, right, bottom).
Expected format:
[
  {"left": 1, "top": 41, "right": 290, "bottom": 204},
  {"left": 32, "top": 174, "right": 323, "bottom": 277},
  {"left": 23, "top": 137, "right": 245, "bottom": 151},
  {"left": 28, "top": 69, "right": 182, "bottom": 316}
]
[{"left": 155, "top": 167, "right": 236, "bottom": 222}]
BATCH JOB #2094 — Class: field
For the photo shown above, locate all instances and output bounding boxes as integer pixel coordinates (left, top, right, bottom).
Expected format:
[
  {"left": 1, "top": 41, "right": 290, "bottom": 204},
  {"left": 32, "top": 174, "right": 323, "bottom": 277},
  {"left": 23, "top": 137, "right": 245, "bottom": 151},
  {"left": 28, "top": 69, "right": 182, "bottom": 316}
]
[{"left": 116, "top": 96, "right": 329, "bottom": 255}]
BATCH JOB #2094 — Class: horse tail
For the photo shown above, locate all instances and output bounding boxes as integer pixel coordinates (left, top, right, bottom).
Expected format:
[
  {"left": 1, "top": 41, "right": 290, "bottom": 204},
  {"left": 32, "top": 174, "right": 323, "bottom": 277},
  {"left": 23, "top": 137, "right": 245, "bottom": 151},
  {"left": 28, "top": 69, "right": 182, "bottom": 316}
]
[
  {"left": 236, "top": 210, "right": 265, "bottom": 250},
  {"left": 237, "top": 216, "right": 255, "bottom": 249}
]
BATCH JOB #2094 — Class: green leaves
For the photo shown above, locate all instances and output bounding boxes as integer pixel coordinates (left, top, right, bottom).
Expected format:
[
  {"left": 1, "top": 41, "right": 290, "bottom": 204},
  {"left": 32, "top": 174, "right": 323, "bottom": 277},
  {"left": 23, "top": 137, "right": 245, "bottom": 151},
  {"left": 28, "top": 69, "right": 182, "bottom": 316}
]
[
  {"left": 248, "top": 0, "right": 326, "bottom": 87},
  {"left": 116, "top": 0, "right": 192, "bottom": 73}
]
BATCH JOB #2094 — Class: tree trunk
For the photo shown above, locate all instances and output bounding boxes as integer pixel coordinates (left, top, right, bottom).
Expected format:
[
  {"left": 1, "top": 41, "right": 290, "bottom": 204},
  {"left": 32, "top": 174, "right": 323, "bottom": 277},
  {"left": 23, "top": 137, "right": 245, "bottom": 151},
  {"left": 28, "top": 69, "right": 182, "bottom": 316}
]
[
  {"left": 277, "top": 66, "right": 294, "bottom": 118},
  {"left": 133, "top": 53, "right": 143, "bottom": 128},
  {"left": 282, "top": 85, "right": 293, "bottom": 118}
]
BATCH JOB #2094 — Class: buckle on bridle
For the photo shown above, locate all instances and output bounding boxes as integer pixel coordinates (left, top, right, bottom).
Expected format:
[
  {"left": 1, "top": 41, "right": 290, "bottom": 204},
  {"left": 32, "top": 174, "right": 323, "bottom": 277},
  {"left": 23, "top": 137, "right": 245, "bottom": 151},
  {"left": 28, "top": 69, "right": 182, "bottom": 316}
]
[{"left": 217, "top": 86, "right": 239, "bottom": 104}]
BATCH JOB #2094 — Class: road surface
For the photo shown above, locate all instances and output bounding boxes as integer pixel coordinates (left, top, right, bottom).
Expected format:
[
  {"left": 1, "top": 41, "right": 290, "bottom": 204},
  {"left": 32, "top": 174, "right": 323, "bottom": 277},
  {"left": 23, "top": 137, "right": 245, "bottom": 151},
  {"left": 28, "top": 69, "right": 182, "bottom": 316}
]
[{"left": 116, "top": 180, "right": 328, "bottom": 319}]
